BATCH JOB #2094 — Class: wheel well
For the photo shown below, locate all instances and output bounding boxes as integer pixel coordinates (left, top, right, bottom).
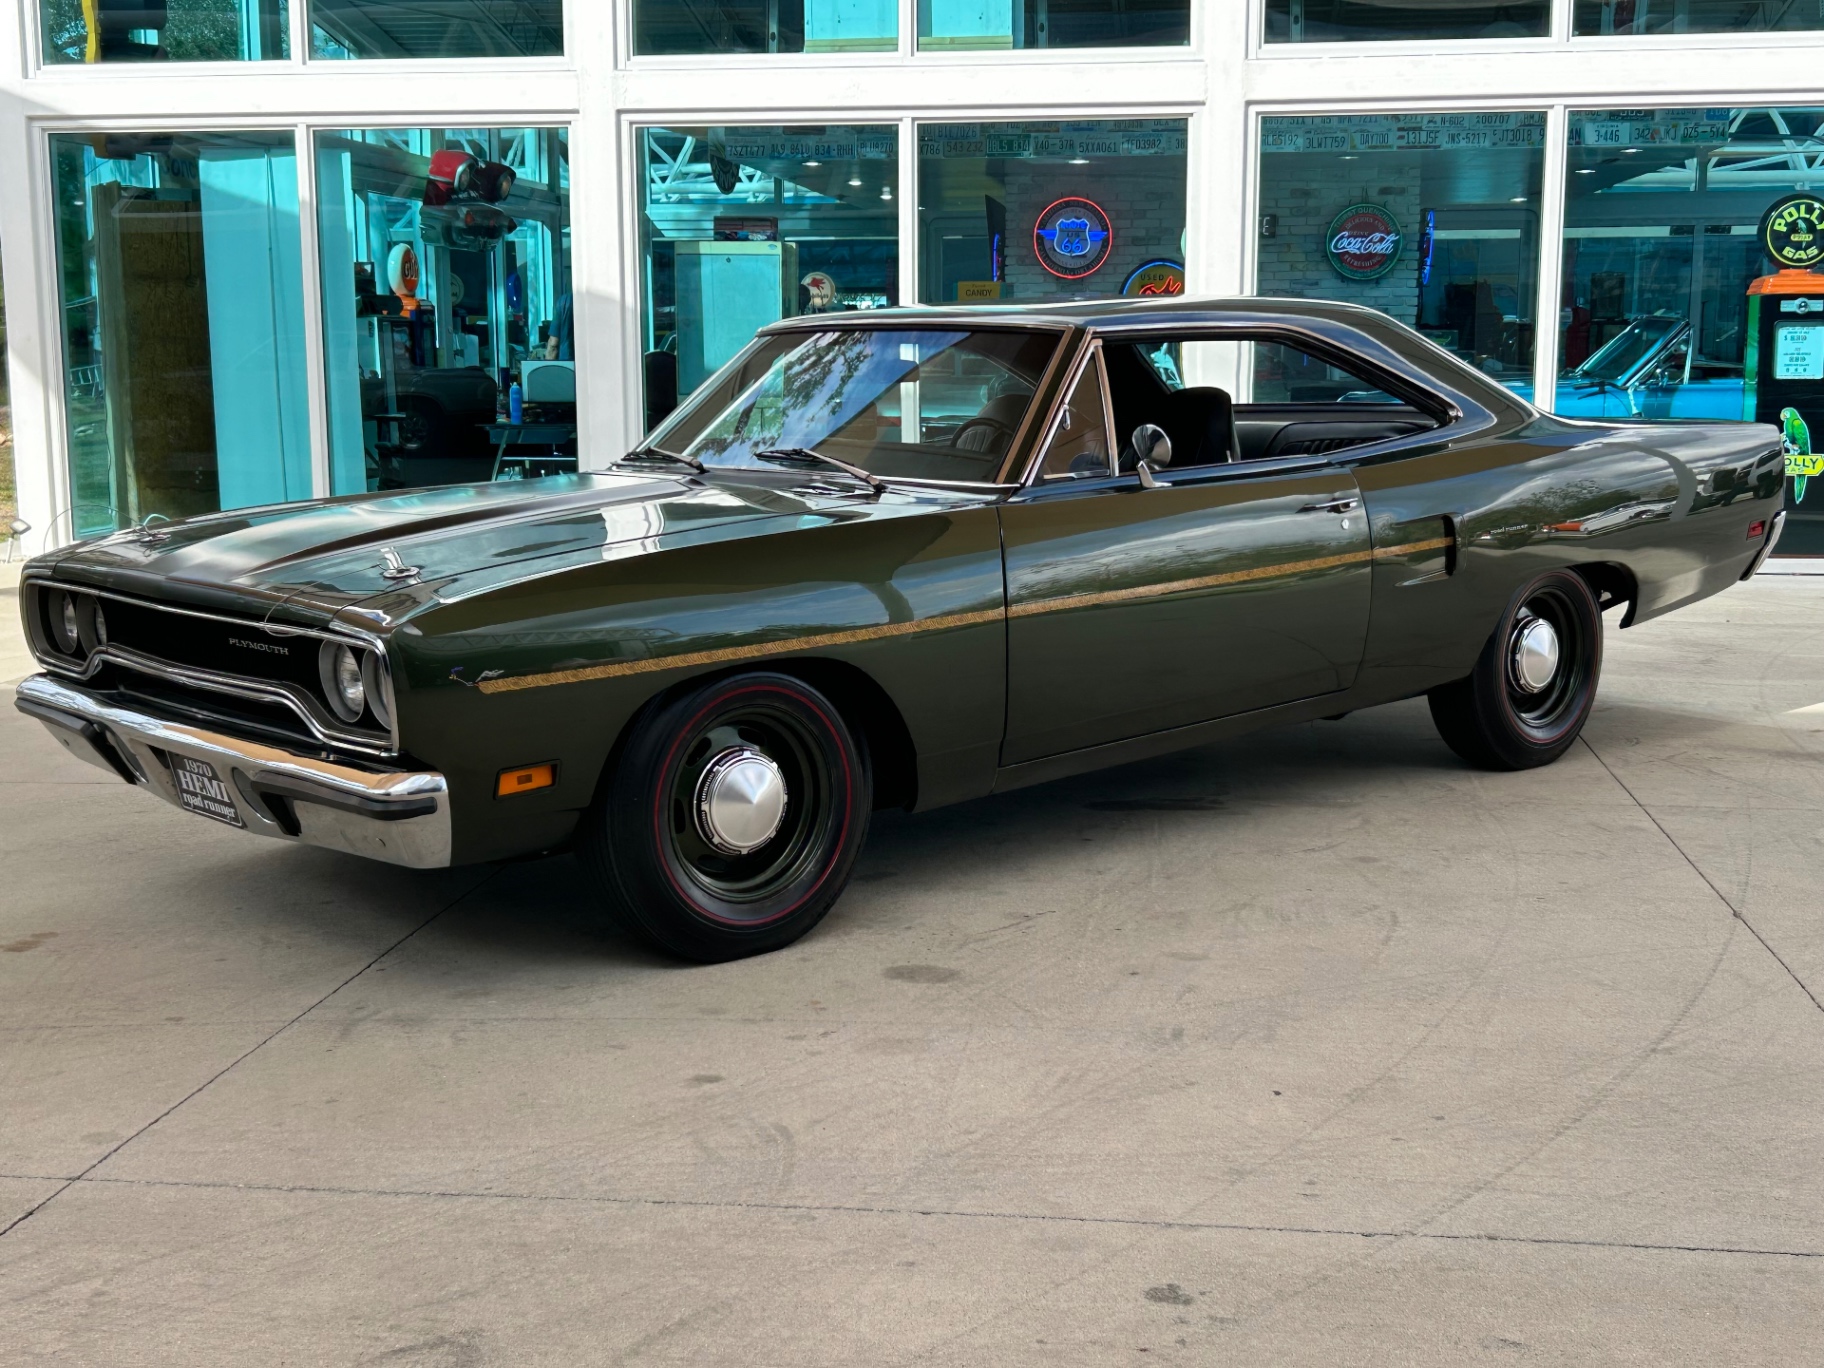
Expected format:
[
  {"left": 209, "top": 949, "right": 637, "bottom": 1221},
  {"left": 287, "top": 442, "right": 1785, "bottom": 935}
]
[
  {"left": 1571, "top": 561, "right": 1640, "bottom": 627},
  {"left": 601, "top": 659, "right": 919, "bottom": 814},
  {"left": 764, "top": 659, "right": 918, "bottom": 812}
]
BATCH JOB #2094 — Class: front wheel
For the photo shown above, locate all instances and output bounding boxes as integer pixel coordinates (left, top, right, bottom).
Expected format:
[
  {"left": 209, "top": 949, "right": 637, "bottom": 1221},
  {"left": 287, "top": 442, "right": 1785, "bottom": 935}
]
[
  {"left": 1428, "top": 570, "right": 1603, "bottom": 770},
  {"left": 581, "top": 672, "right": 871, "bottom": 961}
]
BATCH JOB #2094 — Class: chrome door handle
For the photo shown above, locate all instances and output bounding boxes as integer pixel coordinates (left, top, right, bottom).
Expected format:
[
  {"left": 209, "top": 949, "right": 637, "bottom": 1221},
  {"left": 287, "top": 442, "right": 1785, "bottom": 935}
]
[{"left": 1298, "top": 497, "right": 1360, "bottom": 514}]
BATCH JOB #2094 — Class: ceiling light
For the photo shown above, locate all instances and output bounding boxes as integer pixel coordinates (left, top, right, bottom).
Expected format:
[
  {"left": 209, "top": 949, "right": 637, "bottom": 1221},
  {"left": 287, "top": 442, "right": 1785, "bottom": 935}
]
[{"left": 848, "top": 175, "right": 863, "bottom": 186}]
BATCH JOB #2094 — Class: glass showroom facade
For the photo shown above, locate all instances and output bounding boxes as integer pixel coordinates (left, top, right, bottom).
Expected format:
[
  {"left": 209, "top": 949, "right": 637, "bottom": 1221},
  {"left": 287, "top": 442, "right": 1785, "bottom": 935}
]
[{"left": 2, "top": 0, "right": 1821, "bottom": 555}]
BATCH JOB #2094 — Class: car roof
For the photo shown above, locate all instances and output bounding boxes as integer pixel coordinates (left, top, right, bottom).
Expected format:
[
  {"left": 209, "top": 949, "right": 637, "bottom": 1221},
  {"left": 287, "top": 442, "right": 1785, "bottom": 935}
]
[
  {"left": 760, "top": 294, "right": 1404, "bottom": 334},
  {"left": 760, "top": 295, "right": 1533, "bottom": 421}
]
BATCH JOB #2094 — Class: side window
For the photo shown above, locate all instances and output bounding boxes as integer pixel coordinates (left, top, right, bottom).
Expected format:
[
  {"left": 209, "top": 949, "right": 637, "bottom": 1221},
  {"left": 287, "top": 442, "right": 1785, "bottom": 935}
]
[
  {"left": 1250, "top": 341, "right": 1398, "bottom": 404},
  {"left": 1036, "top": 353, "right": 1113, "bottom": 481},
  {"left": 1104, "top": 333, "right": 1439, "bottom": 467},
  {"left": 1137, "top": 339, "right": 1395, "bottom": 403}
]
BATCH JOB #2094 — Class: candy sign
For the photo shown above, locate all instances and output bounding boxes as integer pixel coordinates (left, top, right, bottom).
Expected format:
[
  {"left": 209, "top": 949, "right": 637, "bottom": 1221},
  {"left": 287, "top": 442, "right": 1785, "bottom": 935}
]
[{"left": 1325, "top": 204, "right": 1403, "bottom": 282}]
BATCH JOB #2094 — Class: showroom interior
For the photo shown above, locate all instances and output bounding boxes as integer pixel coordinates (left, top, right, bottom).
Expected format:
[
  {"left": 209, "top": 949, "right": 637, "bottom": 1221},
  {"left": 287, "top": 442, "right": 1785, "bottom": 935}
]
[{"left": 4, "top": 0, "right": 1824, "bottom": 556}]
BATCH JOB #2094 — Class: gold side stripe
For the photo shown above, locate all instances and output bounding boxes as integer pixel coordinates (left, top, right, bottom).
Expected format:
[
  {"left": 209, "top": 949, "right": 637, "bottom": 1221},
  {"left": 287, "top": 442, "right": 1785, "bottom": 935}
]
[
  {"left": 1376, "top": 535, "right": 1453, "bottom": 558},
  {"left": 477, "top": 535, "right": 1456, "bottom": 695},
  {"left": 475, "top": 607, "right": 1004, "bottom": 693},
  {"left": 1007, "top": 537, "right": 1453, "bottom": 620},
  {"left": 1008, "top": 546, "right": 1375, "bottom": 618}
]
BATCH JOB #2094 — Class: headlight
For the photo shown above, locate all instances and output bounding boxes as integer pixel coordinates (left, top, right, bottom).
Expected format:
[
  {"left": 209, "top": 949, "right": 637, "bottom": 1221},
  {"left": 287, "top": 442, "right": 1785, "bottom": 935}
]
[
  {"left": 46, "top": 590, "right": 85, "bottom": 657},
  {"left": 361, "top": 649, "right": 394, "bottom": 730},
  {"left": 319, "top": 642, "right": 368, "bottom": 723},
  {"left": 77, "top": 599, "right": 108, "bottom": 653}
]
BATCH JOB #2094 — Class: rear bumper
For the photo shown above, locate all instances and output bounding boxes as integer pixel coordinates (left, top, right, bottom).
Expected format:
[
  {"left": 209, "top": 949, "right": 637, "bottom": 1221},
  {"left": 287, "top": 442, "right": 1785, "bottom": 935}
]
[
  {"left": 13, "top": 674, "right": 451, "bottom": 869},
  {"left": 1742, "top": 510, "right": 1789, "bottom": 580}
]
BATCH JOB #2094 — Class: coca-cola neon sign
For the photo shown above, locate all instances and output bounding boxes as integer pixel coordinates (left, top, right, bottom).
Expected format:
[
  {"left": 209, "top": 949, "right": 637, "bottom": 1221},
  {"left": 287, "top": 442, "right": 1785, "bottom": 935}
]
[{"left": 1325, "top": 204, "right": 1403, "bottom": 282}]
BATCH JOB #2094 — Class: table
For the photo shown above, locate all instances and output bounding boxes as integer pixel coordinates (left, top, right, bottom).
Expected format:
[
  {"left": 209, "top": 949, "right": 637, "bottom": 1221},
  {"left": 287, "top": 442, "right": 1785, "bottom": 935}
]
[{"left": 485, "top": 422, "right": 579, "bottom": 480}]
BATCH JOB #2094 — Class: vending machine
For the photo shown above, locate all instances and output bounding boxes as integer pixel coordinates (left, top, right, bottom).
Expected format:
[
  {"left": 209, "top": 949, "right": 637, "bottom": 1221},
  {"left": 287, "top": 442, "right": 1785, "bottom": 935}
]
[
  {"left": 1742, "top": 193, "right": 1824, "bottom": 556},
  {"left": 673, "top": 240, "right": 799, "bottom": 394}
]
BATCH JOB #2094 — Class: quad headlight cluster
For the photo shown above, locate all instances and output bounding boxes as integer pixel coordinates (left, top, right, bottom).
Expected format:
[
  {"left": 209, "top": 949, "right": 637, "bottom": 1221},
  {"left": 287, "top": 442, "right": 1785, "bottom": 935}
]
[
  {"left": 40, "top": 587, "right": 107, "bottom": 663},
  {"left": 317, "top": 640, "right": 394, "bottom": 730}
]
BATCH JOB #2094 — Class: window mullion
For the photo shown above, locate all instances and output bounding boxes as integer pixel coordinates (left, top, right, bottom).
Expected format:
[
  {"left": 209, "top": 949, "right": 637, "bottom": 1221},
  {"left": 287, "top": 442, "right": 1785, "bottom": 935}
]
[
  {"left": 295, "top": 122, "right": 334, "bottom": 500},
  {"left": 1532, "top": 104, "right": 1569, "bottom": 413},
  {"left": 898, "top": 118, "right": 918, "bottom": 306}
]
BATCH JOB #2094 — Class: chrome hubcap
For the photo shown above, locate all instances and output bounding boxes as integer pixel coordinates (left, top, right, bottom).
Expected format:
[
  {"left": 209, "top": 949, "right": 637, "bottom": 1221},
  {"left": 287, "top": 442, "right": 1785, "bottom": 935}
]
[
  {"left": 694, "top": 747, "right": 788, "bottom": 855},
  {"left": 1510, "top": 616, "right": 1561, "bottom": 694}
]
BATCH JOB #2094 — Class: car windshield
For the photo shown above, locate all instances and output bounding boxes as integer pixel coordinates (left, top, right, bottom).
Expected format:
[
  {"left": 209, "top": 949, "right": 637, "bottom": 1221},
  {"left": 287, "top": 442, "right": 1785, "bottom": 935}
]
[
  {"left": 1572, "top": 316, "right": 1685, "bottom": 385},
  {"left": 647, "top": 327, "right": 1061, "bottom": 484}
]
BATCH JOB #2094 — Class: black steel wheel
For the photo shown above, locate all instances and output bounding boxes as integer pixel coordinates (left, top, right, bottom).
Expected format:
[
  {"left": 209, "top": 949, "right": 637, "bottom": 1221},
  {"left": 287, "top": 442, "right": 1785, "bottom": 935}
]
[
  {"left": 582, "top": 672, "right": 871, "bottom": 961},
  {"left": 1428, "top": 570, "right": 1603, "bottom": 770}
]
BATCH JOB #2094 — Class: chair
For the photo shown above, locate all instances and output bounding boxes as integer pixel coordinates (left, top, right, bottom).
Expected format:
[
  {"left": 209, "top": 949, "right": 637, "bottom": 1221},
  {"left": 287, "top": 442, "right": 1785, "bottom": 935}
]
[{"left": 1152, "top": 387, "right": 1238, "bottom": 467}]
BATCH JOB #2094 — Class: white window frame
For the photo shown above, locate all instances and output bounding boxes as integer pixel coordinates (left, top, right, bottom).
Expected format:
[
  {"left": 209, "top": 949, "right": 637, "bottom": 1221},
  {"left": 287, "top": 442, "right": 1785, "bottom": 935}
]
[{"left": 3, "top": 0, "right": 1824, "bottom": 549}]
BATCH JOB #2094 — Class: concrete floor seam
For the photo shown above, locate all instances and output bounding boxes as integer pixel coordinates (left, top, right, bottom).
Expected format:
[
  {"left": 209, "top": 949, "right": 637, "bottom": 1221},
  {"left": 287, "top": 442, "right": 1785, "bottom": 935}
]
[
  {"left": 5, "top": 589, "right": 1822, "bottom": 1359},
  {"left": 1579, "top": 735, "right": 1824, "bottom": 1015},
  {"left": 0, "top": 867, "right": 500, "bottom": 1243},
  {"left": 4, "top": 1171, "right": 1820, "bottom": 1262}
]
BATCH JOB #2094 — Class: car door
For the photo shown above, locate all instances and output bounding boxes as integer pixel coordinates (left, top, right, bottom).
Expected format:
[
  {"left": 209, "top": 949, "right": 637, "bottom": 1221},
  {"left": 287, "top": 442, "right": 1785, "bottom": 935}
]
[{"left": 998, "top": 340, "right": 1373, "bottom": 765}]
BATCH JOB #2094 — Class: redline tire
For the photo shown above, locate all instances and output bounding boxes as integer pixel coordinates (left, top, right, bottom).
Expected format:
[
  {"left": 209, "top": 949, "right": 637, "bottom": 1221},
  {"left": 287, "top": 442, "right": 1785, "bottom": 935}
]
[
  {"left": 1428, "top": 570, "right": 1603, "bottom": 771},
  {"left": 582, "top": 672, "right": 871, "bottom": 962}
]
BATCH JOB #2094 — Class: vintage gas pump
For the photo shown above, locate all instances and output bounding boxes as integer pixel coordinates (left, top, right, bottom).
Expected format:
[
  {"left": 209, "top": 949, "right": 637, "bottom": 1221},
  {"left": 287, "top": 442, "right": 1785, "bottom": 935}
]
[{"left": 1743, "top": 193, "right": 1824, "bottom": 556}]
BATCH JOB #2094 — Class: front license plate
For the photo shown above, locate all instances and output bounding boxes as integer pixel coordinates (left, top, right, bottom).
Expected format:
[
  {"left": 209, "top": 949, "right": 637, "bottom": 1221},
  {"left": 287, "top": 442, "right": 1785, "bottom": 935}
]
[{"left": 170, "top": 753, "right": 245, "bottom": 828}]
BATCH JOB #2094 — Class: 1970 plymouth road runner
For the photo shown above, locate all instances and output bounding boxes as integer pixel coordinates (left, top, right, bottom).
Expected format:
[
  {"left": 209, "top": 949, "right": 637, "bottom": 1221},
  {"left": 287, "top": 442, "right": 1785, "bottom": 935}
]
[{"left": 16, "top": 298, "right": 1787, "bottom": 959}]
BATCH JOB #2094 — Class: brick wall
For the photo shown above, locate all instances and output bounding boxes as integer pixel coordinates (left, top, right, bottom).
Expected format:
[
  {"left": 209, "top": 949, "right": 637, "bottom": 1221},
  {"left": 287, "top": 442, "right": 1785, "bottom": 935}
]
[{"left": 1255, "top": 156, "right": 1421, "bottom": 323}]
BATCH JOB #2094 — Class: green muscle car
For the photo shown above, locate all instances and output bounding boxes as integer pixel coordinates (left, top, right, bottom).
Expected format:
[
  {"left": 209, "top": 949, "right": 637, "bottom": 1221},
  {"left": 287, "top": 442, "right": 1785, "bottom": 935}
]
[{"left": 15, "top": 299, "right": 1788, "bottom": 960}]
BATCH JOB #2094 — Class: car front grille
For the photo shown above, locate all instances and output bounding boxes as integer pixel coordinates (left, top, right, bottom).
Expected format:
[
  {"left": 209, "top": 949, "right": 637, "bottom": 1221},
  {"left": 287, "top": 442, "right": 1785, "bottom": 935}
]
[{"left": 22, "top": 580, "right": 396, "bottom": 757}]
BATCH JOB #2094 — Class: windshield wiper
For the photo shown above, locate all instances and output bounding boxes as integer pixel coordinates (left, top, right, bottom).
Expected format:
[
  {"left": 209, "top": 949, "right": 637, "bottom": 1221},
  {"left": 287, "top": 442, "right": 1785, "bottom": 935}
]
[
  {"left": 752, "top": 447, "right": 885, "bottom": 498},
  {"left": 616, "top": 448, "right": 704, "bottom": 473}
]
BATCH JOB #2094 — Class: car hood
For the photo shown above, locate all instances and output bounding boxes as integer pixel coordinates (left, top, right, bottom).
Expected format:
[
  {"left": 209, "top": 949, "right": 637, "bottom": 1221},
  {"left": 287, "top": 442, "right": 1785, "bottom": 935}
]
[{"left": 35, "top": 473, "right": 853, "bottom": 618}]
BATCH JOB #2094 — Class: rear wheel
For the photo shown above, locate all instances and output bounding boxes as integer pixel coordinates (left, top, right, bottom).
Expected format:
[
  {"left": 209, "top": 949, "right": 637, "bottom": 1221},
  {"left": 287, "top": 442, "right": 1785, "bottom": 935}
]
[
  {"left": 1428, "top": 570, "right": 1602, "bottom": 770},
  {"left": 582, "top": 672, "right": 871, "bottom": 961}
]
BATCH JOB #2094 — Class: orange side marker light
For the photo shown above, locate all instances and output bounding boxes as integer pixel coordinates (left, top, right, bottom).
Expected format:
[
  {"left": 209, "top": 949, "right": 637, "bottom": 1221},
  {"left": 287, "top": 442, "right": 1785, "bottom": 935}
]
[{"left": 497, "top": 763, "right": 557, "bottom": 797}]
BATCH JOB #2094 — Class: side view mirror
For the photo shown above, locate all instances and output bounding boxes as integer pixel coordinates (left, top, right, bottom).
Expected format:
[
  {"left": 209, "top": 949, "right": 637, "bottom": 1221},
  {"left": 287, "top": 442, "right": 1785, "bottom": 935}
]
[{"left": 1126, "top": 424, "right": 1172, "bottom": 489}]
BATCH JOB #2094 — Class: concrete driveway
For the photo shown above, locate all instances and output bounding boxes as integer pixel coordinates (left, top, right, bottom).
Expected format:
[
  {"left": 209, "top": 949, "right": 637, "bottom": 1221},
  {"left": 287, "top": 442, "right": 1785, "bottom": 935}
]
[{"left": 3, "top": 576, "right": 1821, "bottom": 1365}]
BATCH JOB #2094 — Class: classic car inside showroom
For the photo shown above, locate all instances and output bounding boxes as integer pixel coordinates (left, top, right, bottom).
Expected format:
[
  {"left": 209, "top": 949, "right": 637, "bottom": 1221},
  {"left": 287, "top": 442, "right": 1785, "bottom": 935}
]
[{"left": 1, "top": 1, "right": 1821, "bottom": 1362}]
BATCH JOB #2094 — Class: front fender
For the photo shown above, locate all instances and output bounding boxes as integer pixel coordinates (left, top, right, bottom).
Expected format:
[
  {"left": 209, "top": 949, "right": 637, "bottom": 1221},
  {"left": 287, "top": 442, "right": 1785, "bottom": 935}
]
[{"left": 388, "top": 505, "right": 1007, "bottom": 864}]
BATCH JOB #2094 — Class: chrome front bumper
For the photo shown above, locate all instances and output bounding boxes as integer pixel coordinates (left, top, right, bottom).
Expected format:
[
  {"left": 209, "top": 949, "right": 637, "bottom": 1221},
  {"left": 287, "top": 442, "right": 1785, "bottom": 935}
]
[{"left": 13, "top": 674, "right": 451, "bottom": 869}]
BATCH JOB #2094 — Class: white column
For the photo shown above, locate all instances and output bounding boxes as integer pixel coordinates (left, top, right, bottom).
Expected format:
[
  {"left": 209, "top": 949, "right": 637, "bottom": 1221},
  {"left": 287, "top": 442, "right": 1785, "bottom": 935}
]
[
  {"left": 897, "top": 116, "right": 918, "bottom": 306},
  {"left": 1200, "top": 0, "right": 1248, "bottom": 397},
  {"left": 0, "top": 113, "right": 65, "bottom": 555},
  {"left": 574, "top": 0, "right": 627, "bottom": 464},
  {"left": 1532, "top": 103, "right": 1569, "bottom": 412}
]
